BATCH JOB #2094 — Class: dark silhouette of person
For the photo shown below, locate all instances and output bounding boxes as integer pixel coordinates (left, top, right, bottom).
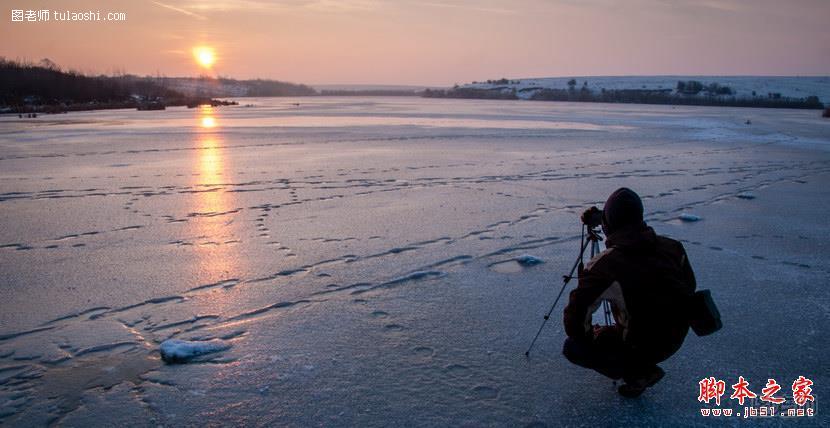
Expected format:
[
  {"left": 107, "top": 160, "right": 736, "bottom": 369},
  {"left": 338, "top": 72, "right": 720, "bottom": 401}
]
[{"left": 563, "top": 188, "right": 696, "bottom": 397}]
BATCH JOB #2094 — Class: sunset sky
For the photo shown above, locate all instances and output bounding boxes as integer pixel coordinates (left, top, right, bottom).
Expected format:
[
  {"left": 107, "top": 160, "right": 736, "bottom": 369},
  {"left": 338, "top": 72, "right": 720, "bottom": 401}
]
[{"left": 2, "top": 0, "right": 828, "bottom": 86}]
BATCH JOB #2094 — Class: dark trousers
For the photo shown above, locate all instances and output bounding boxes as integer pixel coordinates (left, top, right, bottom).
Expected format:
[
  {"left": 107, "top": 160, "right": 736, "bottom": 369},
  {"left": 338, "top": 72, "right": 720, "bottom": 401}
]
[{"left": 562, "top": 325, "right": 660, "bottom": 382}]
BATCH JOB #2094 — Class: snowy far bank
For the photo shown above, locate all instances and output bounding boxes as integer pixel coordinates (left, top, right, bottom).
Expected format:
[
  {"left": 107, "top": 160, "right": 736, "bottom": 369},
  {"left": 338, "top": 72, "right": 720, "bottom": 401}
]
[{"left": 461, "top": 75, "right": 830, "bottom": 104}]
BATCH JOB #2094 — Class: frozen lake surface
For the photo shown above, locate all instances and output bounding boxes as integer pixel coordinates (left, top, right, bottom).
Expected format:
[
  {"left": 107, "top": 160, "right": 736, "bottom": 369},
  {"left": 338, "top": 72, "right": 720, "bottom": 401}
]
[{"left": 1, "top": 98, "right": 828, "bottom": 426}]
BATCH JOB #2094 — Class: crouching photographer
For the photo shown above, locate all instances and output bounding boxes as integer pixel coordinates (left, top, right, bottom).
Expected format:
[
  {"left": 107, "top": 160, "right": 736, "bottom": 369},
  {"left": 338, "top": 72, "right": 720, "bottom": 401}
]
[{"left": 562, "top": 188, "right": 701, "bottom": 397}]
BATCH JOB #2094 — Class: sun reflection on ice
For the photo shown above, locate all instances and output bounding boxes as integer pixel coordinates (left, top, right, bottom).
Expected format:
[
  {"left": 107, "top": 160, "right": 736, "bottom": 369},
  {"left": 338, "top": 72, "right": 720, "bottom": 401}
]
[
  {"left": 201, "top": 116, "right": 216, "bottom": 128},
  {"left": 191, "top": 106, "right": 243, "bottom": 307}
]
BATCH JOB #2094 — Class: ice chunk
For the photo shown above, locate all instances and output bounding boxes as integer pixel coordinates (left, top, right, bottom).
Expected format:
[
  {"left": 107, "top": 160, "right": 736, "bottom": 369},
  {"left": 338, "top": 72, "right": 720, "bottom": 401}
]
[
  {"left": 678, "top": 213, "right": 701, "bottom": 222},
  {"left": 159, "top": 339, "right": 231, "bottom": 363},
  {"left": 515, "top": 254, "right": 544, "bottom": 266}
]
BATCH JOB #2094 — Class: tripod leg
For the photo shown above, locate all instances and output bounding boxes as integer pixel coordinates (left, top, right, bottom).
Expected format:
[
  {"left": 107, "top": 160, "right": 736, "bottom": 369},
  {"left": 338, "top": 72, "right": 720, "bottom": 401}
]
[
  {"left": 603, "top": 300, "right": 613, "bottom": 326},
  {"left": 525, "top": 230, "right": 592, "bottom": 357}
]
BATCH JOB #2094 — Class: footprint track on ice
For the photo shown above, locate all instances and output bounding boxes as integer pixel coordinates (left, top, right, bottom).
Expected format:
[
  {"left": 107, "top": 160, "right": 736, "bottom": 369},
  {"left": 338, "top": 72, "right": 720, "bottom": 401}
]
[
  {"left": 383, "top": 324, "right": 405, "bottom": 332},
  {"left": 781, "top": 261, "right": 811, "bottom": 269},
  {"left": 443, "top": 363, "right": 471, "bottom": 378},
  {"left": 469, "top": 385, "right": 500, "bottom": 401},
  {"left": 265, "top": 241, "right": 294, "bottom": 256},
  {"left": 412, "top": 346, "right": 435, "bottom": 359},
  {"left": 364, "top": 307, "right": 405, "bottom": 332}
]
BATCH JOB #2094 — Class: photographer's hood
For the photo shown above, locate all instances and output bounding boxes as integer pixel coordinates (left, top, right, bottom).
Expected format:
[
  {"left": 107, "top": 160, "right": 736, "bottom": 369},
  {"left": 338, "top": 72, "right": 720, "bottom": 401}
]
[{"left": 602, "top": 187, "right": 644, "bottom": 235}]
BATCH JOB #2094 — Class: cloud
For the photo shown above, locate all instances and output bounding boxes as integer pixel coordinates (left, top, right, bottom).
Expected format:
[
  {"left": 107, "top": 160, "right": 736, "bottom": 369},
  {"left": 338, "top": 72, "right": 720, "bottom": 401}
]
[
  {"left": 652, "top": 0, "right": 745, "bottom": 13},
  {"left": 556, "top": 0, "right": 744, "bottom": 13},
  {"left": 412, "top": 0, "right": 518, "bottom": 15},
  {"left": 690, "top": 0, "right": 744, "bottom": 12},
  {"left": 155, "top": 0, "right": 380, "bottom": 13},
  {"left": 303, "top": 0, "right": 381, "bottom": 12},
  {"left": 150, "top": 1, "right": 208, "bottom": 19}
]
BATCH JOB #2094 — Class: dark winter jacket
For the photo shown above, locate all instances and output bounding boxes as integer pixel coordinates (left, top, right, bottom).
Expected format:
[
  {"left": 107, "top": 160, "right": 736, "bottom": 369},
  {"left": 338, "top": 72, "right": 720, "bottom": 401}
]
[{"left": 563, "top": 224, "right": 696, "bottom": 361}]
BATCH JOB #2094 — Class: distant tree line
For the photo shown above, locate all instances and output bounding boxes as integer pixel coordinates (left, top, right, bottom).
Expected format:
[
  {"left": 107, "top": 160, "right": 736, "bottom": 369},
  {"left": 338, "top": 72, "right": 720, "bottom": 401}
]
[
  {"left": 676, "top": 80, "right": 734, "bottom": 96},
  {"left": 0, "top": 58, "right": 237, "bottom": 113},
  {"left": 471, "top": 78, "right": 521, "bottom": 85},
  {"left": 0, "top": 58, "right": 186, "bottom": 108},
  {"left": 0, "top": 58, "right": 318, "bottom": 113},
  {"left": 529, "top": 87, "right": 823, "bottom": 109},
  {"left": 155, "top": 76, "right": 317, "bottom": 98},
  {"left": 221, "top": 78, "right": 316, "bottom": 97}
]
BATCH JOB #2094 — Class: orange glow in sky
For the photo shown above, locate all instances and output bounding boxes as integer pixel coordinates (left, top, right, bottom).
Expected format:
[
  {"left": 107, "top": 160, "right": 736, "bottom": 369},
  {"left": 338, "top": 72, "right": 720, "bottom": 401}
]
[{"left": 2, "top": 0, "right": 828, "bottom": 85}]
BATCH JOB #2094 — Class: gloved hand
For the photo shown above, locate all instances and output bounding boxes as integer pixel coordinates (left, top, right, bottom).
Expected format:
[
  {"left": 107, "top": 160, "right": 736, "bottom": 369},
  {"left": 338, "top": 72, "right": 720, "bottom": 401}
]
[{"left": 593, "top": 324, "right": 624, "bottom": 348}]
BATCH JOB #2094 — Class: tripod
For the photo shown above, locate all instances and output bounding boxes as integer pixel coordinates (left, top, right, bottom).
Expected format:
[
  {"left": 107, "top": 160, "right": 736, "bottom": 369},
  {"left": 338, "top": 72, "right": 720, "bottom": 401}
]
[{"left": 525, "top": 225, "right": 613, "bottom": 357}]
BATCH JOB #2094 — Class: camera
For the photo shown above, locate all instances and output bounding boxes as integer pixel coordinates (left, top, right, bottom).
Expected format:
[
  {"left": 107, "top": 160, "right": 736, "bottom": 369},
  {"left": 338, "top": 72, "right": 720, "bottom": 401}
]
[{"left": 581, "top": 206, "right": 603, "bottom": 228}]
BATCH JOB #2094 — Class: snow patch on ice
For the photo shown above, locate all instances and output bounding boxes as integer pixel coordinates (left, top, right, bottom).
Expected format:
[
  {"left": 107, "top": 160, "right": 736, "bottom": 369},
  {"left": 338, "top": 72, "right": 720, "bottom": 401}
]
[
  {"left": 678, "top": 213, "right": 702, "bottom": 222},
  {"left": 159, "top": 339, "right": 231, "bottom": 363},
  {"left": 736, "top": 192, "right": 756, "bottom": 200},
  {"left": 515, "top": 254, "right": 544, "bottom": 266},
  {"left": 488, "top": 254, "right": 544, "bottom": 273}
]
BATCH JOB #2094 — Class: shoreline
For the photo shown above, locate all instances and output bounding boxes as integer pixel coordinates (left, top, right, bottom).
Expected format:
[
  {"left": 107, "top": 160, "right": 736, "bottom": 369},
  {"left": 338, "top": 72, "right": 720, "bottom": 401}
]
[
  {"left": 0, "top": 98, "right": 238, "bottom": 115},
  {"left": 4, "top": 94, "right": 828, "bottom": 117}
]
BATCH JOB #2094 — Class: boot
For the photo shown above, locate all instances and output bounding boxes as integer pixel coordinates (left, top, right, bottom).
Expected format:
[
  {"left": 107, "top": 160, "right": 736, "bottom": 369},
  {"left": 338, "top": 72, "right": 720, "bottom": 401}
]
[{"left": 618, "top": 366, "right": 665, "bottom": 398}]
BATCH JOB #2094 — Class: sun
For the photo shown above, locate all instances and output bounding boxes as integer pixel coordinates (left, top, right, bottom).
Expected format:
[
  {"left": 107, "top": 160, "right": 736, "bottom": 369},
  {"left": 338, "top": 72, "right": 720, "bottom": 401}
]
[{"left": 193, "top": 46, "right": 216, "bottom": 69}]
